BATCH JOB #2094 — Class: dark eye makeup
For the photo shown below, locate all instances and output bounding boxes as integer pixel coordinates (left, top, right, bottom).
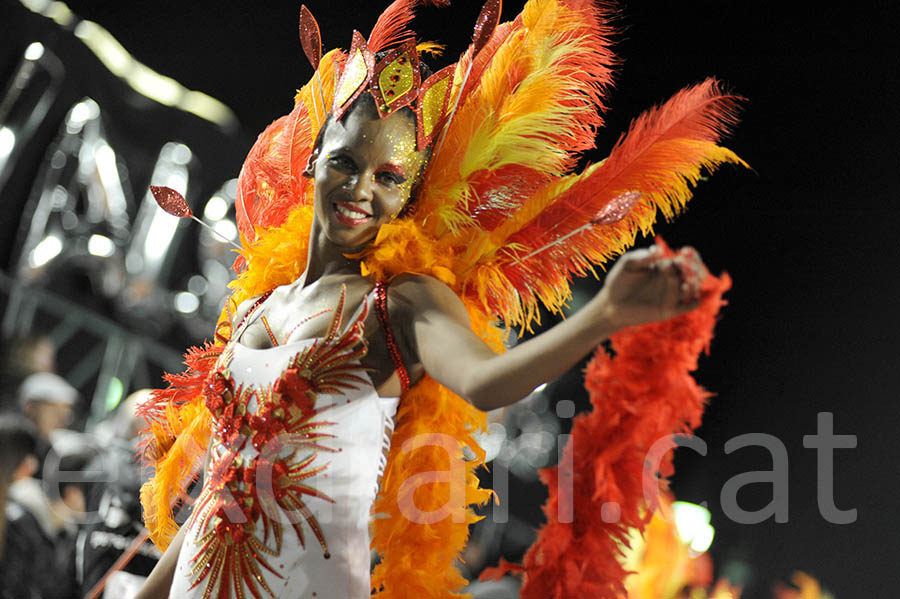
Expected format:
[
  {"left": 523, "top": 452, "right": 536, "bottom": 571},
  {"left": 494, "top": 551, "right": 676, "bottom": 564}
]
[
  {"left": 327, "top": 153, "right": 356, "bottom": 171},
  {"left": 377, "top": 171, "right": 406, "bottom": 186}
]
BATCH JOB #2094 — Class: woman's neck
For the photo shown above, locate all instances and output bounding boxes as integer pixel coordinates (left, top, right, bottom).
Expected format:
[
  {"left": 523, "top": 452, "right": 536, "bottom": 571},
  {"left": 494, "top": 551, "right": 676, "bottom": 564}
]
[{"left": 304, "top": 221, "right": 365, "bottom": 284}]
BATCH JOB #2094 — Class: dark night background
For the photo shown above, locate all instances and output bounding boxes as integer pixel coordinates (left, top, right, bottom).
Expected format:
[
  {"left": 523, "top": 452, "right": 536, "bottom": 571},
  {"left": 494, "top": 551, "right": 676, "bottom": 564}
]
[{"left": 2, "top": 1, "right": 898, "bottom": 597}]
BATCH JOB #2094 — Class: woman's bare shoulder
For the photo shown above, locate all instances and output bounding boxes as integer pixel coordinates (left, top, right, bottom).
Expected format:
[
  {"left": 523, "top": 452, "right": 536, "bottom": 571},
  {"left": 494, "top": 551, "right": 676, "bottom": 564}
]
[{"left": 387, "top": 274, "right": 468, "bottom": 321}]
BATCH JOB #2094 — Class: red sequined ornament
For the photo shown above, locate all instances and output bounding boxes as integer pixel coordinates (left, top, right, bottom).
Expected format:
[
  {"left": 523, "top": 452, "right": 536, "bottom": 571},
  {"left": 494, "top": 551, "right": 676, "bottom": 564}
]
[
  {"left": 593, "top": 191, "right": 643, "bottom": 225},
  {"left": 150, "top": 185, "right": 192, "bottom": 218},
  {"left": 298, "top": 4, "right": 322, "bottom": 68},
  {"left": 471, "top": 0, "right": 502, "bottom": 58}
]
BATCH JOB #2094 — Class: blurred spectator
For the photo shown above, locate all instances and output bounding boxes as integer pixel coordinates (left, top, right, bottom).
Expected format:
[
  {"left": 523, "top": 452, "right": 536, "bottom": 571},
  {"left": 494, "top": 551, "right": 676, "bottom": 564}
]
[
  {"left": 75, "top": 390, "right": 160, "bottom": 598},
  {"left": 19, "top": 372, "right": 77, "bottom": 438},
  {"left": 1, "top": 422, "right": 92, "bottom": 599},
  {"left": 0, "top": 335, "right": 56, "bottom": 411},
  {"left": 0, "top": 414, "right": 39, "bottom": 557},
  {"left": 17, "top": 371, "right": 78, "bottom": 478},
  {"left": 0, "top": 413, "right": 48, "bottom": 598}
]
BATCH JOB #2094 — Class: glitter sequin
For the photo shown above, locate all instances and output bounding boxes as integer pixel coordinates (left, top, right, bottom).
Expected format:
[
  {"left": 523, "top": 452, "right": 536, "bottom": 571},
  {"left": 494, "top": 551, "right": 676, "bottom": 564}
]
[{"left": 374, "top": 281, "right": 409, "bottom": 393}]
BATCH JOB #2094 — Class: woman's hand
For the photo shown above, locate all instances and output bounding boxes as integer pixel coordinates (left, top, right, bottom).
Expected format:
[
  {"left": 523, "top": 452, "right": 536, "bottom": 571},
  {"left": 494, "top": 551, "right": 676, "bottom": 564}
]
[{"left": 592, "top": 244, "right": 708, "bottom": 330}]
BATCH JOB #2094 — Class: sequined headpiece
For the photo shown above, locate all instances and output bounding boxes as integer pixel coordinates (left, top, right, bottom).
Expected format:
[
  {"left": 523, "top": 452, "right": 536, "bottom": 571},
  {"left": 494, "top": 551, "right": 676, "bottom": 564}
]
[
  {"left": 299, "top": 0, "right": 501, "bottom": 150},
  {"left": 332, "top": 34, "right": 455, "bottom": 150}
]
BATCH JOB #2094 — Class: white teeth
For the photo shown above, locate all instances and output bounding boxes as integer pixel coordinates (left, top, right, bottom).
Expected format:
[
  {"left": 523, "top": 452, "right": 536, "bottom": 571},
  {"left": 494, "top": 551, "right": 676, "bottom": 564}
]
[{"left": 335, "top": 203, "right": 370, "bottom": 218}]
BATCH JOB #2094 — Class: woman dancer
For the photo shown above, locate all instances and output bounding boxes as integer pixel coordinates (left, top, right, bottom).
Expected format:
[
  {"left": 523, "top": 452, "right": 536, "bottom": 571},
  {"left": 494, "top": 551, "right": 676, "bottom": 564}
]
[{"left": 137, "top": 1, "right": 743, "bottom": 597}]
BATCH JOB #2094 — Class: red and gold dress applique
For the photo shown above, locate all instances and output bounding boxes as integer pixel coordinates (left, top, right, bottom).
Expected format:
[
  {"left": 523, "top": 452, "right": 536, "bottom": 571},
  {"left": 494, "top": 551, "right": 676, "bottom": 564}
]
[{"left": 188, "top": 289, "right": 369, "bottom": 599}]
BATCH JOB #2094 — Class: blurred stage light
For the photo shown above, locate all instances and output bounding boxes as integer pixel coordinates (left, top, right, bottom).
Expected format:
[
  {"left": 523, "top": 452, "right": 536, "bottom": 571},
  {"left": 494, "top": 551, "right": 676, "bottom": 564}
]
[
  {"left": 181, "top": 91, "right": 236, "bottom": 127},
  {"left": 24, "top": 42, "right": 45, "bottom": 61},
  {"left": 73, "top": 21, "right": 129, "bottom": 76},
  {"left": 93, "top": 142, "right": 128, "bottom": 226},
  {"left": 672, "top": 501, "right": 715, "bottom": 555},
  {"left": 128, "top": 64, "right": 182, "bottom": 107},
  {"left": 21, "top": 0, "right": 74, "bottom": 26},
  {"left": 213, "top": 219, "right": 237, "bottom": 242},
  {"left": 46, "top": 1, "right": 74, "bottom": 26},
  {"left": 187, "top": 274, "right": 208, "bottom": 295},
  {"left": 124, "top": 253, "right": 142, "bottom": 274},
  {"left": 20, "top": 0, "right": 236, "bottom": 127},
  {"left": 87, "top": 234, "right": 115, "bottom": 257},
  {"left": 104, "top": 376, "right": 124, "bottom": 412},
  {"left": 203, "top": 196, "right": 228, "bottom": 221},
  {"left": 174, "top": 291, "right": 200, "bottom": 314},
  {"left": 170, "top": 143, "right": 192, "bottom": 166},
  {"left": 67, "top": 98, "right": 99, "bottom": 130},
  {"left": 0, "top": 127, "right": 15, "bottom": 162},
  {"left": 143, "top": 208, "right": 179, "bottom": 261},
  {"left": 29, "top": 233, "right": 63, "bottom": 267},
  {"left": 65, "top": 13, "right": 235, "bottom": 127}
]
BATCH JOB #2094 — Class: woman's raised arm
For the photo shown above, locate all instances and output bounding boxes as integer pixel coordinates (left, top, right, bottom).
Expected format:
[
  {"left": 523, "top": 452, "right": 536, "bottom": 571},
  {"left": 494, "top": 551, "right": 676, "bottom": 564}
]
[{"left": 395, "top": 245, "right": 707, "bottom": 411}]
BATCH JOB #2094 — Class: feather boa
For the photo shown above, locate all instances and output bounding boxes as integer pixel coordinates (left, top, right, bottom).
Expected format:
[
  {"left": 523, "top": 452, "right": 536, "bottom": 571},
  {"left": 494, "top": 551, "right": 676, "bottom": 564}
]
[{"left": 481, "top": 239, "right": 731, "bottom": 598}]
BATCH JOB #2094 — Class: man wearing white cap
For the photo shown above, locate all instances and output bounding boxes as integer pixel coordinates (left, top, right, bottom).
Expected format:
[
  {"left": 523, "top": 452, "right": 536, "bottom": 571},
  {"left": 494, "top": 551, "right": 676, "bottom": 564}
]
[
  {"left": 17, "top": 372, "right": 78, "bottom": 478},
  {"left": 18, "top": 372, "right": 77, "bottom": 439}
]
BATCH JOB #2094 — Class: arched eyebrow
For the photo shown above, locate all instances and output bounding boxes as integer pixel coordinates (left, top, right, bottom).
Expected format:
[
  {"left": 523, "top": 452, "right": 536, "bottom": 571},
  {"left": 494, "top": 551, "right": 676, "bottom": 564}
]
[{"left": 375, "top": 162, "right": 406, "bottom": 177}]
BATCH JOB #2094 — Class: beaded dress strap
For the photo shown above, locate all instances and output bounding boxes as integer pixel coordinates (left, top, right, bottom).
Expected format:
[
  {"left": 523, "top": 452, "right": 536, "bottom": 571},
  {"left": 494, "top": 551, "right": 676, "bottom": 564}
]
[
  {"left": 215, "top": 289, "right": 274, "bottom": 370},
  {"left": 373, "top": 281, "right": 410, "bottom": 394},
  {"left": 237, "top": 290, "right": 273, "bottom": 330}
]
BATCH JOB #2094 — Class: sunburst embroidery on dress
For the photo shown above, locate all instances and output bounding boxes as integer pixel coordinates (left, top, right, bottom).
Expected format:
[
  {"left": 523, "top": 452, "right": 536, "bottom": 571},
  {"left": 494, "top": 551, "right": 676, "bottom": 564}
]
[{"left": 189, "top": 287, "right": 371, "bottom": 599}]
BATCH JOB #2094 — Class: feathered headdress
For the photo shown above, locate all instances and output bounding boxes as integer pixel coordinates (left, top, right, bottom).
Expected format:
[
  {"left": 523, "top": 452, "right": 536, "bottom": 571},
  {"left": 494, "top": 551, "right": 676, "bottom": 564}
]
[{"left": 140, "top": 1, "right": 747, "bottom": 597}]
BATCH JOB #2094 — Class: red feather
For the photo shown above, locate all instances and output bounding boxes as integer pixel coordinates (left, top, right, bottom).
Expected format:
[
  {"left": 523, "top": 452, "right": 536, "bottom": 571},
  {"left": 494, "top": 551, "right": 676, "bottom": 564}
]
[
  {"left": 235, "top": 101, "right": 313, "bottom": 244},
  {"left": 519, "top": 79, "right": 741, "bottom": 241},
  {"left": 135, "top": 341, "right": 221, "bottom": 427},
  {"left": 366, "top": 0, "right": 449, "bottom": 54},
  {"left": 368, "top": 0, "right": 435, "bottom": 54},
  {"left": 477, "top": 79, "right": 743, "bottom": 321},
  {"left": 450, "top": 0, "right": 618, "bottom": 232}
]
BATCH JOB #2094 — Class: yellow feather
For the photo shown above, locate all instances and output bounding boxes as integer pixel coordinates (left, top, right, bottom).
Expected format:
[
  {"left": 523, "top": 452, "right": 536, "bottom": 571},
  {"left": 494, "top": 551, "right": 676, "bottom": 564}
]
[
  {"left": 294, "top": 48, "right": 342, "bottom": 138},
  {"left": 416, "top": 41, "right": 444, "bottom": 57}
]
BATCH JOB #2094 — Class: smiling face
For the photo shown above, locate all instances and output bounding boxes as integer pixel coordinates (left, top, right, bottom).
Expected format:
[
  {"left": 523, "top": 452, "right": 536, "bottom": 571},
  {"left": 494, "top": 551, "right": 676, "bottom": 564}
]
[{"left": 309, "top": 100, "right": 428, "bottom": 250}]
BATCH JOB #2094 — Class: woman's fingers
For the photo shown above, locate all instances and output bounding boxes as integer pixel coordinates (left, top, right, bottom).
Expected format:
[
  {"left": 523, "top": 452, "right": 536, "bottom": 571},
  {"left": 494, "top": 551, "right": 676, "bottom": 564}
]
[
  {"left": 606, "top": 245, "right": 709, "bottom": 323},
  {"left": 673, "top": 246, "right": 707, "bottom": 303},
  {"left": 663, "top": 259, "right": 683, "bottom": 311},
  {"left": 621, "top": 245, "right": 663, "bottom": 272}
]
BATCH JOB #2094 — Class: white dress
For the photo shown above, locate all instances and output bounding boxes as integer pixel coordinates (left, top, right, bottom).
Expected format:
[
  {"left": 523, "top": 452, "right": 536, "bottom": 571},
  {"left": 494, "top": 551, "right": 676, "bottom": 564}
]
[{"left": 170, "top": 294, "right": 399, "bottom": 599}]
